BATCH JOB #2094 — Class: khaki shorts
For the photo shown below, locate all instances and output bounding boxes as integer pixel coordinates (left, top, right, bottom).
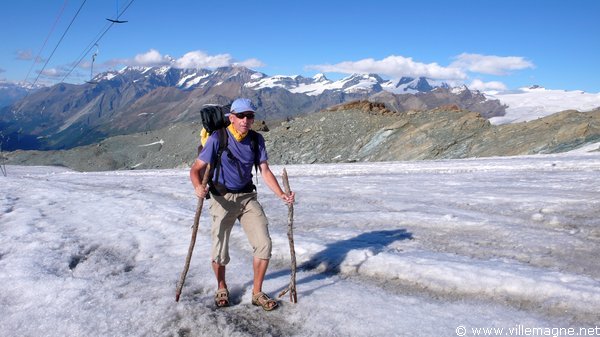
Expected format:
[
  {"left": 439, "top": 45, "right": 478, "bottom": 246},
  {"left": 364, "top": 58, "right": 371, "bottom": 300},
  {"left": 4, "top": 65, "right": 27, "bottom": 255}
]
[{"left": 209, "top": 192, "right": 272, "bottom": 265}]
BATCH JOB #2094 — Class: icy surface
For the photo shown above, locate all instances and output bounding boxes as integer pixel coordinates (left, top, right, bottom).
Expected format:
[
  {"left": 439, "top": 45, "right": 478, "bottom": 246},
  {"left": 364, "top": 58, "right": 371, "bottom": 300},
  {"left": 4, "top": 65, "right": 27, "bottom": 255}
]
[
  {"left": 1, "top": 150, "right": 599, "bottom": 336},
  {"left": 486, "top": 87, "right": 600, "bottom": 124}
]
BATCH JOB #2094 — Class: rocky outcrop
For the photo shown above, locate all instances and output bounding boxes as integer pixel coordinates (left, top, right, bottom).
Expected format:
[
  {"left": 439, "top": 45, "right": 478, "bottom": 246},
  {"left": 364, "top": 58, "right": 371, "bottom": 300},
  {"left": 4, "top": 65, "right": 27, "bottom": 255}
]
[
  {"left": 473, "top": 109, "right": 600, "bottom": 156},
  {"left": 325, "top": 100, "right": 396, "bottom": 115},
  {"left": 370, "top": 87, "right": 506, "bottom": 118},
  {"left": 265, "top": 104, "right": 599, "bottom": 164},
  {"left": 263, "top": 105, "right": 492, "bottom": 164},
  {"left": 3, "top": 102, "right": 598, "bottom": 171},
  {"left": 264, "top": 104, "right": 599, "bottom": 164}
]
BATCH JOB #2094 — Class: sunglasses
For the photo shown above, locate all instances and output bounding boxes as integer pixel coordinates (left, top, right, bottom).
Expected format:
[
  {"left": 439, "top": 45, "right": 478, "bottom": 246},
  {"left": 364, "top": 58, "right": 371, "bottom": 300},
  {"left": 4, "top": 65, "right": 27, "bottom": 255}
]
[{"left": 232, "top": 112, "right": 255, "bottom": 120}]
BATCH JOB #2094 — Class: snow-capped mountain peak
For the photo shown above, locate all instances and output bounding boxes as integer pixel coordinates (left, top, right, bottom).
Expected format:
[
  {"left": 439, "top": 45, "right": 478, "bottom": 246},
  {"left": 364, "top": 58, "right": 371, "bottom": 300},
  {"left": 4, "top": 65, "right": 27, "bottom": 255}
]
[
  {"left": 451, "top": 84, "right": 470, "bottom": 95},
  {"left": 81, "top": 65, "right": 450, "bottom": 98},
  {"left": 336, "top": 73, "right": 383, "bottom": 93},
  {"left": 312, "top": 73, "right": 329, "bottom": 82},
  {"left": 382, "top": 77, "right": 442, "bottom": 94},
  {"left": 0, "top": 81, "right": 43, "bottom": 108}
]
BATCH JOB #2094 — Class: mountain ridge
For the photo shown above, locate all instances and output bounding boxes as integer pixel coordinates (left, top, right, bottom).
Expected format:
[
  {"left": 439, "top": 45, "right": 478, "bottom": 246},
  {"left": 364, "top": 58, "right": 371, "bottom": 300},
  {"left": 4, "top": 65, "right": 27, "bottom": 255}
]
[
  {"left": 3, "top": 103, "right": 598, "bottom": 172},
  {"left": 1, "top": 66, "right": 505, "bottom": 151}
]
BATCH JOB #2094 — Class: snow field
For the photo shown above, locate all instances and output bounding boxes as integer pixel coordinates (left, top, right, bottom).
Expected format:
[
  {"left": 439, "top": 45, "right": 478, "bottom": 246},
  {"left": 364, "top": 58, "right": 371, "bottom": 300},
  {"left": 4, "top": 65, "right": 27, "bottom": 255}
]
[{"left": 1, "top": 150, "right": 599, "bottom": 336}]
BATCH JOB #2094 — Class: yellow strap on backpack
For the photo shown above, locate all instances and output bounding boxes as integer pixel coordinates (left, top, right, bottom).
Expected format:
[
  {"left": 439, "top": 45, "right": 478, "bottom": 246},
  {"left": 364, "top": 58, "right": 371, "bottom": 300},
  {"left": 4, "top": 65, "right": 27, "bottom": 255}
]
[{"left": 200, "top": 128, "right": 209, "bottom": 147}]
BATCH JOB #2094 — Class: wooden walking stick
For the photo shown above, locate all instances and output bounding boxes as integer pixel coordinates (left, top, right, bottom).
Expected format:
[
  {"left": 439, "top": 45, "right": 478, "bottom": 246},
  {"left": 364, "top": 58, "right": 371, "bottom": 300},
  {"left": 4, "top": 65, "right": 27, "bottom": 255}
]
[
  {"left": 278, "top": 168, "right": 298, "bottom": 303},
  {"left": 175, "top": 166, "right": 211, "bottom": 302},
  {"left": 0, "top": 142, "right": 7, "bottom": 177}
]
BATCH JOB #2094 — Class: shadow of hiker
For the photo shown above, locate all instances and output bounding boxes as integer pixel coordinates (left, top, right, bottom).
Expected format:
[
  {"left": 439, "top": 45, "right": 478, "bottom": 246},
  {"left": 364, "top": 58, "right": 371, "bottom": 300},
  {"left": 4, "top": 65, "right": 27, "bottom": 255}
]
[{"left": 270, "top": 228, "right": 413, "bottom": 297}]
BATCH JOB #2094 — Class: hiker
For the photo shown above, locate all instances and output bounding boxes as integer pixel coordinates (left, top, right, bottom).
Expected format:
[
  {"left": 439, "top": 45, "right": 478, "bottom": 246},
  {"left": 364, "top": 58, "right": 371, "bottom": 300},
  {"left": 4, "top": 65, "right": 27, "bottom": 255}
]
[{"left": 189, "top": 98, "right": 295, "bottom": 311}]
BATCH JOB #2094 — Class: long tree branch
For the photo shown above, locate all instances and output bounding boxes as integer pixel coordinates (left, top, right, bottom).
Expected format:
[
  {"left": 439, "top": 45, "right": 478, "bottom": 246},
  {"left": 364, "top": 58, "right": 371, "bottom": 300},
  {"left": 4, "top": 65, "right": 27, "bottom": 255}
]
[
  {"left": 278, "top": 168, "right": 298, "bottom": 303},
  {"left": 175, "top": 166, "right": 211, "bottom": 302}
]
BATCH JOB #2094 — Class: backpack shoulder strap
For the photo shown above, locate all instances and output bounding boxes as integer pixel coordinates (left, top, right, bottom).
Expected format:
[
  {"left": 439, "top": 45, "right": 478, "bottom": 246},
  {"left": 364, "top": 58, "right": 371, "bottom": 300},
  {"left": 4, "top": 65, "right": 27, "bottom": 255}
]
[
  {"left": 248, "top": 130, "right": 260, "bottom": 167},
  {"left": 211, "top": 128, "right": 229, "bottom": 185},
  {"left": 248, "top": 130, "right": 261, "bottom": 184},
  {"left": 217, "top": 128, "right": 229, "bottom": 154}
]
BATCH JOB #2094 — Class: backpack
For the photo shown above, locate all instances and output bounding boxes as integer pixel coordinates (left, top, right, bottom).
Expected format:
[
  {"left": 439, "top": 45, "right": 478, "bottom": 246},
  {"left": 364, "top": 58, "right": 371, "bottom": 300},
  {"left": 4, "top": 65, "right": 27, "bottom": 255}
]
[{"left": 198, "top": 104, "right": 260, "bottom": 196}]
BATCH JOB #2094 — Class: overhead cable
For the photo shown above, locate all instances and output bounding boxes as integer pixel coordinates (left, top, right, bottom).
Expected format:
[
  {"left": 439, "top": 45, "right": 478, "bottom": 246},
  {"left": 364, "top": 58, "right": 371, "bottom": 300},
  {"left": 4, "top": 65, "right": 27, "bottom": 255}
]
[
  {"left": 31, "top": 0, "right": 89, "bottom": 88},
  {"left": 23, "top": 0, "right": 70, "bottom": 85},
  {"left": 60, "top": 0, "right": 136, "bottom": 83}
]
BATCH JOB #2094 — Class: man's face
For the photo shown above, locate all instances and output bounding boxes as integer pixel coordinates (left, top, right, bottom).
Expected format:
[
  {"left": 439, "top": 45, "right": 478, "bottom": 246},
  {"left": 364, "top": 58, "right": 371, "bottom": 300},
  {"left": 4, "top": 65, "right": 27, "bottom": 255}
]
[{"left": 229, "top": 111, "right": 255, "bottom": 134}]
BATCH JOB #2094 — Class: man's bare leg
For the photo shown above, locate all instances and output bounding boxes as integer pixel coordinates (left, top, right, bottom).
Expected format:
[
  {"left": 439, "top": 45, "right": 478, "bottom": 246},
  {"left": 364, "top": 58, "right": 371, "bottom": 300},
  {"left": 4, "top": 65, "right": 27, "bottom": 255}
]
[
  {"left": 252, "top": 257, "right": 269, "bottom": 293},
  {"left": 213, "top": 261, "right": 228, "bottom": 306},
  {"left": 252, "top": 257, "right": 276, "bottom": 309}
]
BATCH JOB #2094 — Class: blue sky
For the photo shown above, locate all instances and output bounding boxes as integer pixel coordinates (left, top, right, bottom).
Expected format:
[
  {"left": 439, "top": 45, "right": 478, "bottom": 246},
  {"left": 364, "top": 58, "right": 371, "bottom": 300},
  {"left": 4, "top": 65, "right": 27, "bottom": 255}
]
[{"left": 1, "top": 0, "right": 599, "bottom": 92}]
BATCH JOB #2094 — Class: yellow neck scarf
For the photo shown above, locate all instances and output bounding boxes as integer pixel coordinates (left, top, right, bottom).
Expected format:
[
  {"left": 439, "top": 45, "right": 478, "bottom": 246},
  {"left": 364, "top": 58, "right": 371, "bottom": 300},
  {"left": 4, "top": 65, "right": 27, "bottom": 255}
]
[
  {"left": 200, "top": 125, "right": 248, "bottom": 148},
  {"left": 227, "top": 124, "right": 248, "bottom": 142}
]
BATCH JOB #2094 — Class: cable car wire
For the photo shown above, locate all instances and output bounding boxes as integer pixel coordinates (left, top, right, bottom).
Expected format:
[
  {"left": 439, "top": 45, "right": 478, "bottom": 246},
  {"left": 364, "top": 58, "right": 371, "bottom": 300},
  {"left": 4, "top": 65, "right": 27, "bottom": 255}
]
[
  {"left": 31, "top": 0, "right": 88, "bottom": 88},
  {"left": 107, "top": 0, "right": 128, "bottom": 23},
  {"left": 23, "top": 0, "right": 69, "bottom": 85},
  {"left": 61, "top": 0, "right": 135, "bottom": 83}
]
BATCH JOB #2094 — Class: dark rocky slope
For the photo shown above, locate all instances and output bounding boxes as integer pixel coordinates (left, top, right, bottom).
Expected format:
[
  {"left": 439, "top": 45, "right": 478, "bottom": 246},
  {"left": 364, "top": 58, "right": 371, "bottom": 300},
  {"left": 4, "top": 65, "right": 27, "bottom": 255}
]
[{"left": 3, "top": 102, "right": 598, "bottom": 171}]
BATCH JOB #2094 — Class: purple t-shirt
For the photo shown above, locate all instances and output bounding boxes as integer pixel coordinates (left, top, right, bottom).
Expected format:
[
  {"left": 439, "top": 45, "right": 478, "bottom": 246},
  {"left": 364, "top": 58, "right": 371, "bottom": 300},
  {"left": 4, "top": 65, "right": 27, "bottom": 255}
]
[{"left": 198, "top": 129, "right": 268, "bottom": 190}]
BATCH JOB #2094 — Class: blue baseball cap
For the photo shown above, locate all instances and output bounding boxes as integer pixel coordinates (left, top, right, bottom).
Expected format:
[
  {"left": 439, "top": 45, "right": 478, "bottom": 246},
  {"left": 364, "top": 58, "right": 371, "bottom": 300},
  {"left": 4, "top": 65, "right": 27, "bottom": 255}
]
[{"left": 229, "top": 98, "right": 256, "bottom": 115}]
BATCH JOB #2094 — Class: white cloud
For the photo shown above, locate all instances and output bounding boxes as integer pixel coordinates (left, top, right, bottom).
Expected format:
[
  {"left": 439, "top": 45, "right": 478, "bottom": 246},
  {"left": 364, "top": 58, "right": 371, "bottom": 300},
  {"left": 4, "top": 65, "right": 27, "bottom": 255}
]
[
  {"left": 133, "top": 49, "right": 172, "bottom": 66},
  {"left": 451, "top": 53, "right": 534, "bottom": 75},
  {"left": 39, "top": 68, "right": 67, "bottom": 78},
  {"left": 234, "top": 58, "right": 265, "bottom": 68},
  {"left": 16, "top": 50, "right": 33, "bottom": 61},
  {"left": 102, "top": 49, "right": 264, "bottom": 70},
  {"left": 100, "top": 49, "right": 170, "bottom": 69},
  {"left": 468, "top": 79, "right": 507, "bottom": 91},
  {"left": 307, "top": 55, "right": 467, "bottom": 80},
  {"left": 173, "top": 50, "right": 232, "bottom": 69}
]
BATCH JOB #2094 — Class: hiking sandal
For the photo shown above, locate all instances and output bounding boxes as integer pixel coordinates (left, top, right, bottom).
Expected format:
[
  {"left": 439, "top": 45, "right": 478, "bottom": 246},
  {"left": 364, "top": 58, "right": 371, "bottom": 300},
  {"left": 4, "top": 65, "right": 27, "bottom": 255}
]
[
  {"left": 252, "top": 292, "right": 278, "bottom": 311},
  {"left": 214, "top": 288, "right": 229, "bottom": 308}
]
